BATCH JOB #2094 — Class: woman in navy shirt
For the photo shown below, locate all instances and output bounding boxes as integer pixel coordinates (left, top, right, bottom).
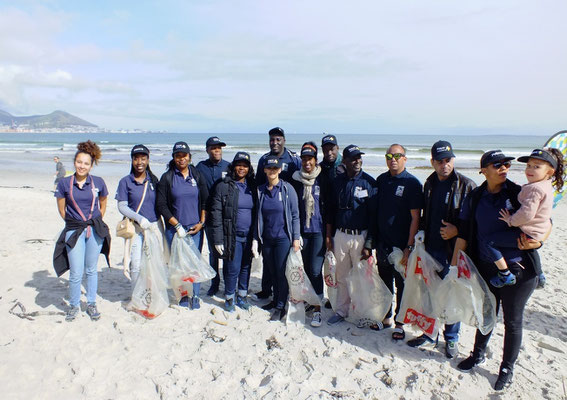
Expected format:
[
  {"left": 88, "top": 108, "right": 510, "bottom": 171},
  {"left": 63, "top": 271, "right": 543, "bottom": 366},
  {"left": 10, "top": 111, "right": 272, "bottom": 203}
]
[
  {"left": 209, "top": 152, "right": 258, "bottom": 312},
  {"left": 115, "top": 144, "right": 160, "bottom": 295},
  {"left": 292, "top": 142, "right": 327, "bottom": 327},
  {"left": 156, "top": 141, "right": 209, "bottom": 310},
  {"left": 257, "top": 155, "right": 301, "bottom": 321},
  {"left": 451, "top": 150, "right": 543, "bottom": 390},
  {"left": 54, "top": 141, "right": 110, "bottom": 322}
]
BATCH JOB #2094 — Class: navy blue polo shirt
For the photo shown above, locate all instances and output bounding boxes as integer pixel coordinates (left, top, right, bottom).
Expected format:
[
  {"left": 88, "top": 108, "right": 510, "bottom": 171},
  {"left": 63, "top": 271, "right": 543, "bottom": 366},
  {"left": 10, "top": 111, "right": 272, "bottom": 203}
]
[
  {"left": 115, "top": 173, "right": 158, "bottom": 222},
  {"left": 256, "top": 148, "right": 301, "bottom": 185},
  {"left": 426, "top": 176, "right": 453, "bottom": 251},
  {"left": 460, "top": 183, "right": 523, "bottom": 263},
  {"left": 332, "top": 170, "right": 375, "bottom": 231},
  {"left": 375, "top": 169, "right": 423, "bottom": 248},
  {"left": 55, "top": 175, "right": 108, "bottom": 221},
  {"left": 298, "top": 178, "right": 323, "bottom": 234},
  {"left": 261, "top": 181, "right": 287, "bottom": 240},
  {"left": 171, "top": 169, "right": 200, "bottom": 226},
  {"left": 196, "top": 159, "right": 230, "bottom": 192},
  {"left": 236, "top": 181, "right": 254, "bottom": 234}
]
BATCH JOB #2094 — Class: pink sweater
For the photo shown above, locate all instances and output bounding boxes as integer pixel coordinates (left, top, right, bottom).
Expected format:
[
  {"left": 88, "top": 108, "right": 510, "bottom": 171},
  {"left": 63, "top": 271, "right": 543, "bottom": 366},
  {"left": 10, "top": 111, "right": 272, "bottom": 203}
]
[{"left": 507, "top": 179, "right": 553, "bottom": 240}]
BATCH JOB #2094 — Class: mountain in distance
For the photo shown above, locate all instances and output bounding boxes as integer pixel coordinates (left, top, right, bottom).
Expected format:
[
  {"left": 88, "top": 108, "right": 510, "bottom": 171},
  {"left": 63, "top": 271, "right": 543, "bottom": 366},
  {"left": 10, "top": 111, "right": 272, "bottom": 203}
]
[{"left": 0, "top": 109, "right": 97, "bottom": 129}]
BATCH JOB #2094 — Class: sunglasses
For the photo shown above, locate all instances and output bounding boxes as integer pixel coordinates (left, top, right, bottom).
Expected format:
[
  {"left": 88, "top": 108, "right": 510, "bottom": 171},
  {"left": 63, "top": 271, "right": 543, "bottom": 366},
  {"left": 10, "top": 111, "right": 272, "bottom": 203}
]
[
  {"left": 490, "top": 161, "right": 511, "bottom": 169},
  {"left": 385, "top": 153, "right": 405, "bottom": 161}
]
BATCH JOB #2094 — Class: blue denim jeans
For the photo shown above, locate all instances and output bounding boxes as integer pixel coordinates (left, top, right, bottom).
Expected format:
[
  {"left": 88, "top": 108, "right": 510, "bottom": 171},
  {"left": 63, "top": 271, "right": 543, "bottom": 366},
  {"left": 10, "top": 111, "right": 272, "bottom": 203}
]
[
  {"left": 165, "top": 226, "right": 202, "bottom": 297},
  {"left": 301, "top": 232, "right": 324, "bottom": 296},
  {"left": 262, "top": 236, "right": 291, "bottom": 309},
  {"left": 479, "top": 230, "right": 522, "bottom": 263},
  {"left": 427, "top": 247, "right": 460, "bottom": 343},
  {"left": 65, "top": 229, "right": 103, "bottom": 307},
  {"left": 223, "top": 234, "right": 252, "bottom": 299}
]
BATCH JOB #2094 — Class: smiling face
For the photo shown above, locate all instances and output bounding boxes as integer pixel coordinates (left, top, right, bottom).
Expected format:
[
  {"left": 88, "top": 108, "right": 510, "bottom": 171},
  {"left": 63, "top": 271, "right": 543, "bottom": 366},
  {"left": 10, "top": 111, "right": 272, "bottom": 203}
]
[
  {"left": 174, "top": 152, "right": 190, "bottom": 171},
  {"left": 301, "top": 155, "right": 316, "bottom": 173},
  {"left": 74, "top": 152, "right": 93, "bottom": 179},
  {"left": 431, "top": 157, "right": 455, "bottom": 181},
  {"left": 269, "top": 135, "right": 285, "bottom": 155},
  {"left": 264, "top": 166, "right": 281, "bottom": 182},
  {"left": 233, "top": 161, "right": 250, "bottom": 180},
  {"left": 344, "top": 155, "right": 362, "bottom": 177},
  {"left": 525, "top": 158, "right": 554, "bottom": 184},
  {"left": 132, "top": 154, "right": 149, "bottom": 176},
  {"left": 207, "top": 145, "right": 223, "bottom": 163}
]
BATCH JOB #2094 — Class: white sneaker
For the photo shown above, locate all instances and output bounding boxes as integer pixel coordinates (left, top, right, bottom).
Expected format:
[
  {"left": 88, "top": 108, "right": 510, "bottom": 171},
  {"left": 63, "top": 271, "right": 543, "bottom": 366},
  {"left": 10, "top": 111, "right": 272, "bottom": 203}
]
[{"left": 311, "top": 311, "right": 322, "bottom": 327}]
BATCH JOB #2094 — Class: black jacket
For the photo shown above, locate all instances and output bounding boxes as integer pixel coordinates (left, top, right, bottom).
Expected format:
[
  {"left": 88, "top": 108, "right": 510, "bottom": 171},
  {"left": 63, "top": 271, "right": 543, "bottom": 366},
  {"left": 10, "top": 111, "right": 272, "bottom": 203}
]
[
  {"left": 209, "top": 176, "right": 258, "bottom": 260},
  {"left": 156, "top": 165, "right": 209, "bottom": 226},
  {"left": 421, "top": 170, "right": 476, "bottom": 255},
  {"left": 53, "top": 216, "right": 111, "bottom": 277}
]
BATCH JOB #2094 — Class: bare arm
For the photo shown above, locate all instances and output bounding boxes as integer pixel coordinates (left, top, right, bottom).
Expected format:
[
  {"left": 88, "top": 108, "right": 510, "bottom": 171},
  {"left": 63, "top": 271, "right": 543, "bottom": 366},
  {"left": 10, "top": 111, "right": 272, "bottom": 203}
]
[
  {"left": 450, "top": 237, "right": 468, "bottom": 265},
  {"left": 99, "top": 196, "right": 107, "bottom": 217},
  {"left": 57, "top": 197, "right": 66, "bottom": 220},
  {"left": 401, "top": 208, "right": 420, "bottom": 266}
]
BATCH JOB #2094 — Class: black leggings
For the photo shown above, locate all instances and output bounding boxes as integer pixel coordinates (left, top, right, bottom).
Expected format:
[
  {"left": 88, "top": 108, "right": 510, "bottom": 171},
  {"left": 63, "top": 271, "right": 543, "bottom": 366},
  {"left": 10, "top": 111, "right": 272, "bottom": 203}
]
[{"left": 472, "top": 252, "right": 538, "bottom": 370}]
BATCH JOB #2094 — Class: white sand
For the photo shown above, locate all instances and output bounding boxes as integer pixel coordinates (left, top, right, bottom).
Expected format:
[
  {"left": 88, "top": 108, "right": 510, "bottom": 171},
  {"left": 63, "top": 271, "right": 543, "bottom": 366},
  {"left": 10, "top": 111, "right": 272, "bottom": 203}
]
[{"left": 0, "top": 169, "right": 566, "bottom": 400}]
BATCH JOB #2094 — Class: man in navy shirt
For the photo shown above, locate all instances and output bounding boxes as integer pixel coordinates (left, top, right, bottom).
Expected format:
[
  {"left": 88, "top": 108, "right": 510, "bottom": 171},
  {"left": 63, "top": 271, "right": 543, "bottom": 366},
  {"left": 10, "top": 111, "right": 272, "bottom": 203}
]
[
  {"left": 407, "top": 140, "right": 476, "bottom": 358},
  {"left": 325, "top": 144, "right": 375, "bottom": 325},
  {"left": 256, "top": 127, "right": 301, "bottom": 186},
  {"left": 254, "top": 127, "right": 301, "bottom": 299},
  {"left": 373, "top": 144, "right": 423, "bottom": 340},
  {"left": 196, "top": 136, "right": 230, "bottom": 296}
]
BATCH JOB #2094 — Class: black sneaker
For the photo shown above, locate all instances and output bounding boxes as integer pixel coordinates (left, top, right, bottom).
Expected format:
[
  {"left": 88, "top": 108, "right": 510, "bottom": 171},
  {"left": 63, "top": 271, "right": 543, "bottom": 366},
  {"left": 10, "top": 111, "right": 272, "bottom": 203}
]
[
  {"left": 270, "top": 308, "right": 286, "bottom": 321},
  {"left": 537, "top": 273, "right": 546, "bottom": 289},
  {"left": 65, "top": 306, "right": 80, "bottom": 322},
  {"left": 407, "top": 334, "right": 437, "bottom": 348},
  {"left": 494, "top": 367, "right": 513, "bottom": 390},
  {"left": 261, "top": 301, "right": 276, "bottom": 311},
  {"left": 207, "top": 284, "right": 219, "bottom": 297},
  {"left": 457, "top": 351, "right": 485, "bottom": 371},
  {"left": 255, "top": 290, "right": 272, "bottom": 300},
  {"left": 86, "top": 304, "right": 101, "bottom": 321}
]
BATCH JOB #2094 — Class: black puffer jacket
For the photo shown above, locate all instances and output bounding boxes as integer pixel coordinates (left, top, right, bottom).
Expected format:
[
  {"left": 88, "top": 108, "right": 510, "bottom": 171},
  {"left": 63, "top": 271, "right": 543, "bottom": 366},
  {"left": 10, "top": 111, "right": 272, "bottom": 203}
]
[{"left": 209, "top": 175, "right": 258, "bottom": 260}]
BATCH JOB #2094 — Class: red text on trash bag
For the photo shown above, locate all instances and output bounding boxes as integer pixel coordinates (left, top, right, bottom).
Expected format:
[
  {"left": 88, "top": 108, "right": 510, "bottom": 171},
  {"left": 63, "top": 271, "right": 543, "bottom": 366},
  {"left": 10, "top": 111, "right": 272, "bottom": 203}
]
[
  {"left": 457, "top": 253, "right": 472, "bottom": 279},
  {"left": 403, "top": 308, "right": 436, "bottom": 336}
]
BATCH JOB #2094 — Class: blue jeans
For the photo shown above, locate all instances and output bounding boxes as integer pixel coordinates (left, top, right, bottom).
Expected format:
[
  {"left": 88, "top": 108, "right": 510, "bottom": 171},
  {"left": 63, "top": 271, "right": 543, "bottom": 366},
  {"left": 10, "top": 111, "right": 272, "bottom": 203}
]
[
  {"left": 262, "top": 236, "right": 291, "bottom": 309},
  {"left": 301, "top": 232, "right": 324, "bottom": 296},
  {"left": 427, "top": 247, "right": 460, "bottom": 343},
  {"left": 165, "top": 226, "right": 202, "bottom": 297},
  {"left": 66, "top": 229, "right": 103, "bottom": 307},
  {"left": 480, "top": 230, "right": 522, "bottom": 263},
  {"left": 223, "top": 234, "right": 252, "bottom": 299}
]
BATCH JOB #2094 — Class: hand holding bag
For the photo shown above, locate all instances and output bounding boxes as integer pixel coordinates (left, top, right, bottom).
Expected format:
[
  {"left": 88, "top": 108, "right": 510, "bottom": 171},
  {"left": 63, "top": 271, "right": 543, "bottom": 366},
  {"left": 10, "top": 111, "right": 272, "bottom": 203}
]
[{"left": 116, "top": 181, "right": 148, "bottom": 239}]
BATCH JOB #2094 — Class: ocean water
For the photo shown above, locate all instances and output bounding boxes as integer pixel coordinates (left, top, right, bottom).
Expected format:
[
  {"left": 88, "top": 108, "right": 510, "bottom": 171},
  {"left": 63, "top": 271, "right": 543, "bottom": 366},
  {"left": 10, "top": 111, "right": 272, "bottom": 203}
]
[{"left": 0, "top": 132, "right": 553, "bottom": 182}]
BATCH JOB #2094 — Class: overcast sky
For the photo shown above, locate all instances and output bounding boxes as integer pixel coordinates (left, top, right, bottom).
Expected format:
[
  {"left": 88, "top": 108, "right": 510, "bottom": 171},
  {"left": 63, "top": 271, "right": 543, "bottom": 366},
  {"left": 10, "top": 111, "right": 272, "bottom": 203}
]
[{"left": 0, "top": 0, "right": 565, "bottom": 134}]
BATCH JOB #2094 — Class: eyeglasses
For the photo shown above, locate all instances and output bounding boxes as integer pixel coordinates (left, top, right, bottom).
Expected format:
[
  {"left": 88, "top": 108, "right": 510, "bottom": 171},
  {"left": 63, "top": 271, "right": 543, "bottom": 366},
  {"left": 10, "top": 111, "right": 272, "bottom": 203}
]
[
  {"left": 491, "top": 161, "right": 511, "bottom": 169},
  {"left": 385, "top": 153, "right": 405, "bottom": 161}
]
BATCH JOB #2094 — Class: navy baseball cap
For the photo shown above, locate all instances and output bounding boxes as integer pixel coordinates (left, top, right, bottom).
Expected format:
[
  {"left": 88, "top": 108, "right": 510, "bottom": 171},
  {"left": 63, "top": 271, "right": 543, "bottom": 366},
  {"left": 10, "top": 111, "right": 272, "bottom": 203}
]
[
  {"left": 172, "top": 141, "right": 190, "bottom": 155},
  {"left": 300, "top": 142, "right": 317, "bottom": 158},
  {"left": 517, "top": 148, "right": 558, "bottom": 169},
  {"left": 233, "top": 151, "right": 251, "bottom": 164},
  {"left": 321, "top": 134, "right": 338, "bottom": 147},
  {"left": 264, "top": 155, "right": 282, "bottom": 169},
  {"left": 480, "top": 150, "right": 515, "bottom": 168},
  {"left": 131, "top": 144, "right": 150, "bottom": 157},
  {"left": 206, "top": 136, "right": 226, "bottom": 147},
  {"left": 343, "top": 144, "right": 364, "bottom": 159},
  {"left": 431, "top": 140, "right": 455, "bottom": 160},
  {"left": 269, "top": 127, "right": 285, "bottom": 137}
]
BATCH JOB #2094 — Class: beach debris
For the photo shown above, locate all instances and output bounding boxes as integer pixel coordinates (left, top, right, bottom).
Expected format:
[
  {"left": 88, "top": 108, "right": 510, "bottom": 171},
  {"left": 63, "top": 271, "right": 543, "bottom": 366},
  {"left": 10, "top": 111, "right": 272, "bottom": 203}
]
[
  {"left": 203, "top": 327, "right": 225, "bottom": 343},
  {"left": 537, "top": 341, "right": 565, "bottom": 354},
  {"left": 9, "top": 301, "right": 65, "bottom": 320},
  {"left": 213, "top": 320, "right": 227, "bottom": 326},
  {"left": 266, "top": 335, "right": 281, "bottom": 350},
  {"left": 25, "top": 239, "right": 50, "bottom": 244},
  {"left": 375, "top": 367, "right": 394, "bottom": 388},
  {"left": 320, "top": 389, "right": 354, "bottom": 398},
  {"left": 259, "top": 375, "right": 272, "bottom": 387}
]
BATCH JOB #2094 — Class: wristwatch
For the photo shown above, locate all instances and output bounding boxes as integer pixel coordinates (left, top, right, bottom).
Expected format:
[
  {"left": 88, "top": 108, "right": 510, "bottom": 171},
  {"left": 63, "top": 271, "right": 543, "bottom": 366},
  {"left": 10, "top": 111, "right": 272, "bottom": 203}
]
[{"left": 406, "top": 244, "right": 415, "bottom": 251}]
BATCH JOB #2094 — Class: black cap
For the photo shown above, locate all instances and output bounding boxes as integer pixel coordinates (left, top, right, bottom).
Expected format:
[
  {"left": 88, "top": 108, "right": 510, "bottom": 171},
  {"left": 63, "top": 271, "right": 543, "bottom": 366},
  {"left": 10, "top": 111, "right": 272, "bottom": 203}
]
[
  {"left": 321, "top": 134, "right": 338, "bottom": 147},
  {"left": 131, "top": 144, "right": 150, "bottom": 157},
  {"left": 172, "top": 141, "right": 190, "bottom": 155},
  {"left": 431, "top": 140, "right": 455, "bottom": 160},
  {"left": 343, "top": 144, "right": 364, "bottom": 159},
  {"left": 233, "top": 151, "right": 251, "bottom": 164},
  {"left": 269, "top": 127, "right": 285, "bottom": 137},
  {"left": 264, "top": 155, "right": 282, "bottom": 169},
  {"left": 206, "top": 136, "right": 226, "bottom": 147},
  {"left": 480, "top": 150, "right": 515, "bottom": 168},
  {"left": 300, "top": 143, "right": 317, "bottom": 158},
  {"left": 518, "top": 149, "right": 558, "bottom": 170}
]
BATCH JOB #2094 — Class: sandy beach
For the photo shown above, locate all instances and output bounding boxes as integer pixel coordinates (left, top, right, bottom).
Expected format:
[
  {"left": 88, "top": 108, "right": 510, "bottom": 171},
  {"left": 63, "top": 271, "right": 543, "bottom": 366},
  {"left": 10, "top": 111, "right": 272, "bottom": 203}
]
[{"left": 0, "top": 167, "right": 565, "bottom": 400}]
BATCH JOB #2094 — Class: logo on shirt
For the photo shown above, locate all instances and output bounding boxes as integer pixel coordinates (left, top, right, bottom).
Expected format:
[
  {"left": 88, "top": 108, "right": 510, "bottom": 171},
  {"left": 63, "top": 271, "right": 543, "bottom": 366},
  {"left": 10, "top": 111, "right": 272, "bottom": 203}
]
[
  {"left": 191, "top": 178, "right": 197, "bottom": 186},
  {"left": 278, "top": 192, "right": 282, "bottom": 201},
  {"left": 354, "top": 186, "right": 368, "bottom": 198},
  {"left": 395, "top": 185, "right": 405, "bottom": 197},
  {"left": 445, "top": 192, "right": 450, "bottom": 204},
  {"left": 282, "top": 162, "right": 288, "bottom": 171},
  {"left": 313, "top": 185, "right": 320, "bottom": 196},
  {"left": 505, "top": 199, "right": 513, "bottom": 210}
]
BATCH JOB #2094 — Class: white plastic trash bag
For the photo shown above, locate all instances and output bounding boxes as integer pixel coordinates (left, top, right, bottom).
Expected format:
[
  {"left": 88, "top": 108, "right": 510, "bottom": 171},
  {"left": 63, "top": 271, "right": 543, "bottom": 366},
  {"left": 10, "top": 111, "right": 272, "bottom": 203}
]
[
  {"left": 169, "top": 234, "right": 217, "bottom": 301},
  {"left": 345, "top": 258, "right": 392, "bottom": 326},
  {"left": 323, "top": 251, "right": 338, "bottom": 311},
  {"left": 396, "top": 232, "right": 443, "bottom": 338},
  {"left": 435, "top": 250, "right": 497, "bottom": 335},
  {"left": 285, "top": 249, "right": 321, "bottom": 325},
  {"left": 129, "top": 228, "right": 170, "bottom": 319},
  {"left": 388, "top": 247, "right": 406, "bottom": 279}
]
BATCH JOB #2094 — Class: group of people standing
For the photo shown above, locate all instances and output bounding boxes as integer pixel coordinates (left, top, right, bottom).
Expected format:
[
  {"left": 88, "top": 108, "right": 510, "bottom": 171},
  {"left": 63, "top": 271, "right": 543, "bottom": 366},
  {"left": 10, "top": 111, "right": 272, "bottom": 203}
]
[{"left": 53, "top": 128, "right": 564, "bottom": 391}]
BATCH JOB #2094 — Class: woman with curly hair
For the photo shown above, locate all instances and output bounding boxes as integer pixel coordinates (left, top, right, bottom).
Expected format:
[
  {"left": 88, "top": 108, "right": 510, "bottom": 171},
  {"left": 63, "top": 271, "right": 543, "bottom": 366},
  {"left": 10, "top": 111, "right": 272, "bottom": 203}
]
[{"left": 53, "top": 140, "right": 110, "bottom": 322}]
